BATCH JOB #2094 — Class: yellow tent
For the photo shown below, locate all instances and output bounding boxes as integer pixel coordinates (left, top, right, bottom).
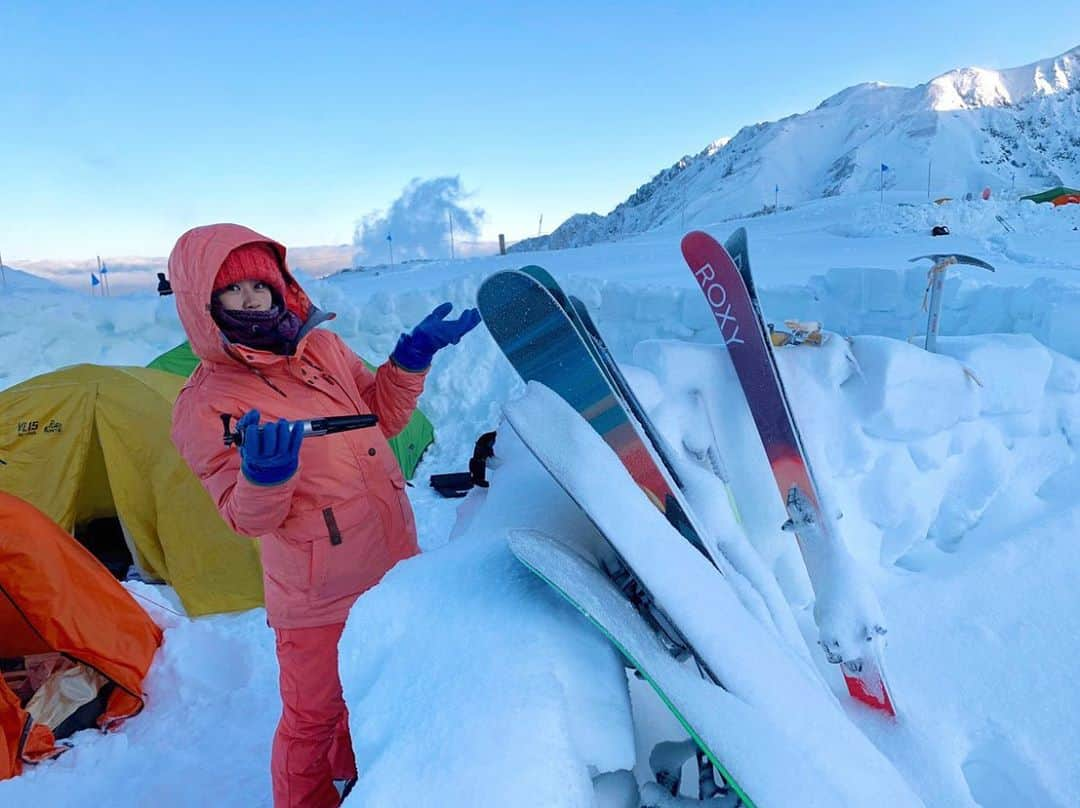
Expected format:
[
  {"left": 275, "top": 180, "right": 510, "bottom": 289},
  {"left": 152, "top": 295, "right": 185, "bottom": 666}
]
[{"left": 0, "top": 365, "right": 262, "bottom": 616}]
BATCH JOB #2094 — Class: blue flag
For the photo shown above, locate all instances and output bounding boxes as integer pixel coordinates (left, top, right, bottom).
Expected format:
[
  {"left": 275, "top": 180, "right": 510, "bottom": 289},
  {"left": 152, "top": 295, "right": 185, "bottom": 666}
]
[
  {"left": 386, "top": 233, "right": 392, "bottom": 242},
  {"left": 100, "top": 263, "right": 108, "bottom": 275},
  {"left": 881, "top": 163, "right": 889, "bottom": 172},
  {"left": 91, "top": 273, "right": 100, "bottom": 286},
  {"left": 775, "top": 184, "right": 779, "bottom": 193}
]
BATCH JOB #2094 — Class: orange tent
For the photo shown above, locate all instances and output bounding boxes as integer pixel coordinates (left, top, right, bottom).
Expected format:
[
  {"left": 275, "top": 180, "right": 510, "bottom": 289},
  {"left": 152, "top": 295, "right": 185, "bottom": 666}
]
[{"left": 0, "top": 492, "right": 162, "bottom": 780}]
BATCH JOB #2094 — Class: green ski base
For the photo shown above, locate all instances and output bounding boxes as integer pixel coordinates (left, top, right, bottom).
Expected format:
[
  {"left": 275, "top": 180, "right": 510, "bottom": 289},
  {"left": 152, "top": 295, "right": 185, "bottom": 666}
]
[{"left": 508, "top": 528, "right": 756, "bottom": 808}]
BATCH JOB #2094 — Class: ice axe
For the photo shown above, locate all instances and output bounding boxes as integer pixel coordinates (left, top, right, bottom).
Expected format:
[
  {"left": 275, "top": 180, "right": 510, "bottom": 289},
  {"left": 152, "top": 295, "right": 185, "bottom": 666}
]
[
  {"left": 220, "top": 412, "right": 379, "bottom": 448},
  {"left": 910, "top": 253, "right": 995, "bottom": 353}
]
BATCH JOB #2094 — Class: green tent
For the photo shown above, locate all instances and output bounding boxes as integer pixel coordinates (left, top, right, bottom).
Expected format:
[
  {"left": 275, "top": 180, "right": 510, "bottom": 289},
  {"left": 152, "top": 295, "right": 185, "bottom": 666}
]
[
  {"left": 148, "top": 342, "right": 434, "bottom": 479},
  {"left": 1020, "top": 186, "right": 1080, "bottom": 205}
]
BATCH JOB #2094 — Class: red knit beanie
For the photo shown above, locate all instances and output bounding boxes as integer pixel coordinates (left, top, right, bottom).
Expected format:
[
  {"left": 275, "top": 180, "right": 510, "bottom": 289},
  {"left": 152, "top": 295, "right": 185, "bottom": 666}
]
[{"left": 213, "top": 243, "right": 286, "bottom": 300}]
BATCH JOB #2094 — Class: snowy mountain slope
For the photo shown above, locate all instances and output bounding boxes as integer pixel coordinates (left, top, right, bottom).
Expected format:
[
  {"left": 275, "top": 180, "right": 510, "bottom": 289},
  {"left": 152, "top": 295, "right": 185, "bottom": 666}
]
[{"left": 514, "top": 46, "right": 1080, "bottom": 251}]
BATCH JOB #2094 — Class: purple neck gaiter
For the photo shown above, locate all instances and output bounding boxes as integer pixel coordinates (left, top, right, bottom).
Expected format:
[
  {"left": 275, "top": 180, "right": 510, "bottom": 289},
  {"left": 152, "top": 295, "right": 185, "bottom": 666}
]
[{"left": 211, "top": 300, "right": 302, "bottom": 354}]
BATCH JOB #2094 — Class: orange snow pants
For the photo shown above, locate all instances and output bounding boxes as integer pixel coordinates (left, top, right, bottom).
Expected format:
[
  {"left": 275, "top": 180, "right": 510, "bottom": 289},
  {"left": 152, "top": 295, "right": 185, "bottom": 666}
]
[{"left": 272, "top": 622, "right": 357, "bottom": 808}]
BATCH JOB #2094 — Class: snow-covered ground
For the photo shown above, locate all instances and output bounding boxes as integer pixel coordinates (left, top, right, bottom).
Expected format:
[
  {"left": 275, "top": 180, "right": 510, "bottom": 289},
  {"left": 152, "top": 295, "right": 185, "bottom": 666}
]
[{"left": 2, "top": 193, "right": 1079, "bottom": 806}]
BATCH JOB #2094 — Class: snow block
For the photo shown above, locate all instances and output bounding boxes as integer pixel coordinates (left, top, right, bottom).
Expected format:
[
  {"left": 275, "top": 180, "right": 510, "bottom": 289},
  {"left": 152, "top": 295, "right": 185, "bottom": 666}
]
[
  {"left": 824, "top": 266, "right": 905, "bottom": 313},
  {"left": 936, "top": 334, "right": 1052, "bottom": 416},
  {"left": 930, "top": 433, "right": 1013, "bottom": 547},
  {"left": 848, "top": 336, "right": 979, "bottom": 440}
]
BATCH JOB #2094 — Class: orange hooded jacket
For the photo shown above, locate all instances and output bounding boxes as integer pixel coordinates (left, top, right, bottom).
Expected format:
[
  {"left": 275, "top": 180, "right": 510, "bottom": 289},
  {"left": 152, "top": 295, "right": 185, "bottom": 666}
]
[{"left": 169, "top": 224, "right": 427, "bottom": 629}]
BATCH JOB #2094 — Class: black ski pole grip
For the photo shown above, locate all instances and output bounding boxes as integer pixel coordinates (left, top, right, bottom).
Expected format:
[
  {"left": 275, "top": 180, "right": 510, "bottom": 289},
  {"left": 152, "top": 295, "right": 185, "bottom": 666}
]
[
  {"left": 306, "top": 414, "right": 379, "bottom": 436},
  {"left": 222, "top": 413, "right": 242, "bottom": 447},
  {"left": 222, "top": 412, "right": 379, "bottom": 448}
]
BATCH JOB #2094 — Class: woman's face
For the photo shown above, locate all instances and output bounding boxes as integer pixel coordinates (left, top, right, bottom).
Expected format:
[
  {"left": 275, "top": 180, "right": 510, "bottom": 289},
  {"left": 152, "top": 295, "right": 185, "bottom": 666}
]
[{"left": 217, "top": 279, "right": 273, "bottom": 311}]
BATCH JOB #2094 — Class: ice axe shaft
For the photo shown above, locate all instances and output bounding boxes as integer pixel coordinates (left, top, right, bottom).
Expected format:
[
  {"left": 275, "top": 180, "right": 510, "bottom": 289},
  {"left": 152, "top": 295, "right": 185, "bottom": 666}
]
[
  {"left": 221, "top": 413, "right": 379, "bottom": 447},
  {"left": 910, "top": 253, "right": 995, "bottom": 353}
]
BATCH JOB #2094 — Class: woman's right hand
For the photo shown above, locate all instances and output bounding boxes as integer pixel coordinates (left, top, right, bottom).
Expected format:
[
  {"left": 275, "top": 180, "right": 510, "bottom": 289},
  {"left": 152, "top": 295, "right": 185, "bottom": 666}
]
[{"left": 237, "top": 409, "right": 305, "bottom": 486}]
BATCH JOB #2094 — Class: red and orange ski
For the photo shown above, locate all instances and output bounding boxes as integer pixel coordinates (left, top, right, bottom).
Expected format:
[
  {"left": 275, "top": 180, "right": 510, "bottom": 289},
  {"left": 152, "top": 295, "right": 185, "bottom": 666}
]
[{"left": 682, "top": 228, "right": 897, "bottom": 717}]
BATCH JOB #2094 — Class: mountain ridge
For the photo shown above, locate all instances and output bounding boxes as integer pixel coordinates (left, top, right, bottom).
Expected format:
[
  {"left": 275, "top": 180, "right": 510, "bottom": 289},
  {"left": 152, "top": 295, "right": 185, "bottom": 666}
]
[{"left": 512, "top": 45, "right": 1080, "bottom": 252}]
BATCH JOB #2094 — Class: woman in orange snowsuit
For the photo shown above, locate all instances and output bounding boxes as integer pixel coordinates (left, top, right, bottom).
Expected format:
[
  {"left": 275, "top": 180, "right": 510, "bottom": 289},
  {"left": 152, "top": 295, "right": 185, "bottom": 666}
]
[{"left": 168, "top": 223, "right": 479, "bottom": 807}]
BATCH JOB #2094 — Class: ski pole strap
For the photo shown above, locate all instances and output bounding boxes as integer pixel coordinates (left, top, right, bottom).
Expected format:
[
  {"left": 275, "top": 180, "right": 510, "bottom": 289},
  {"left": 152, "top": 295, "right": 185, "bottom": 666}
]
[
  {"left": 468, "top": 431, "right": 497, "bottom": 488},
  {"left": 920, "top": 256, "right": 960, "bottom": 311}
]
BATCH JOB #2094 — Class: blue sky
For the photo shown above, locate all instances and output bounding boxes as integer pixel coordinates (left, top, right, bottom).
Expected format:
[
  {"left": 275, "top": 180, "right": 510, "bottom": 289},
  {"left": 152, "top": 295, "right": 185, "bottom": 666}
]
[{"left": 2, "top": 2, "right": 1078, "bottom": 260}]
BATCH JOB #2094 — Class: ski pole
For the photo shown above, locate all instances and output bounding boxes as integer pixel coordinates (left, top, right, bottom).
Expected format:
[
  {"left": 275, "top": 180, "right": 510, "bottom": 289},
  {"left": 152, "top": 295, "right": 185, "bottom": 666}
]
[{"left": 220, "top": 413, "right": 379, "bottom": 448}]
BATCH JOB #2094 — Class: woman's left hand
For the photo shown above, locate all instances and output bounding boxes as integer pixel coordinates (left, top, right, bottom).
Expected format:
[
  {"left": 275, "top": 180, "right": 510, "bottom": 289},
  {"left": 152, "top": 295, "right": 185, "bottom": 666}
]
[{"left": 391, "top": 302, "right": 481, "bottom": 371}]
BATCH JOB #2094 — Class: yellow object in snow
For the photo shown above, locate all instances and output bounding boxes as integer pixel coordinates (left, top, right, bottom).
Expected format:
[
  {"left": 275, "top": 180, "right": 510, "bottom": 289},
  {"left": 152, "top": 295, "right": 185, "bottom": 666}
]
[{"left": 770, "top": 320, "right": 824, "bottom": 347}]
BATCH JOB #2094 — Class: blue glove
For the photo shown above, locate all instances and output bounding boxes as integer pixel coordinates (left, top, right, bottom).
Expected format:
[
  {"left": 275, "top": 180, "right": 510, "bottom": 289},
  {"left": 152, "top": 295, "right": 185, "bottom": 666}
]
[
  {"left": 236, "top": 409, "right": 305, "bottom": 486},
  {"left": 391, "top": 302, "right": 482, "bottom": 372}
]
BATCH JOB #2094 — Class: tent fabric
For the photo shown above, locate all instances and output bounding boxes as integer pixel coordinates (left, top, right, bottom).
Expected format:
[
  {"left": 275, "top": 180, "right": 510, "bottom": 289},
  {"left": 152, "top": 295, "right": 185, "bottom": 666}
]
[
  {"left": 0, "top": 492, "right": 162, "bottom": 780},
  {"left": 1, "top": 681, "right": 59, "bottom": 778},
  {"left": 145, "top": 340, "right": 199, "bottom": 377},
  {"left": 1021, "top": 186, "right": 1080, "bottom": 205},
  {"left": 147, "top": 340, "right": 434, "bottom": 479},
  {"left": 0, "top": 364, "right": 263, "bottom": 616}
]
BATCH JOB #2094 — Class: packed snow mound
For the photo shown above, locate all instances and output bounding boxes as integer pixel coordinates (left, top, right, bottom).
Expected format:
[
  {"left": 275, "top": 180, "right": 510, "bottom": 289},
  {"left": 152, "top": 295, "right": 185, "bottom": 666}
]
[
  {"left": 521, "top": 45, "right": 1080, "bottom": 250},
  {"left": 831, "top": 195, "right": 1080, "bottom": 239},
  {"left": 343, "top": 331, "right": 1079, "bottom": 806},
  {"left": 503, "top": 382, "right": 919, "bottom": 805},
  {"left": 629, "top": 329, "right": 1078, "bottom": 581},
  {"left": 0, "top": 265, "right": 67, "bottom": 294},
  {"left": 340, "top": 428, "right": 636, "bottom": 807},
  {"left": 0, "top": 294, "right": 187, "bottom": 387}
]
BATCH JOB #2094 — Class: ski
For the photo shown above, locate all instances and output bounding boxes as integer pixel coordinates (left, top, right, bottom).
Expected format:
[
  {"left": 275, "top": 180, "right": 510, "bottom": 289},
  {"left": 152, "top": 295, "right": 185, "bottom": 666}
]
[
  {"left": 514, "top": 266, "right": 684, "bottom": 489},
  {"left": 478, "top": 269, "right": 714, "bottom": 562},
  {"left": 567, "top": 295, "right": 683, "bottom": 478},
  {"left": 681, "top": 229, "right": 897, "bottom": 717},
  {"left": 507, "top": 528, "right": 754, "bottom": 807},
  {"left": 480, "top": 267, "right": 801, "bottom": 648},
  {"left": 503, "top": 384, "right": 920, "bottom": 806}
]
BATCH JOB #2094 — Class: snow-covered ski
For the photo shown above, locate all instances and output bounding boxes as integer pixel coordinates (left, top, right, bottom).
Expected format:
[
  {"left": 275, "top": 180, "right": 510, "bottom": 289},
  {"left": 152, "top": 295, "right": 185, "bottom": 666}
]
[
  {"left": 514, "top": 265, "right": 684, "bottom": 488},
  {"left": 478, "top": 268, "right": 711, "bottom": 561},
  {"left": 479, "top": 267, "right": 801, "bottom": 645},
  {"left": 503, "top": 383, "right": 922, "bottom": 807},
  {"left": 507, "top": 528, "right": 754, "bottom": 806},
  {"left": 681, "top": 229, "right": 898, "bottom": 717},
  {"left": 513, "top": 266, "right": 744, "bottom": 529}
]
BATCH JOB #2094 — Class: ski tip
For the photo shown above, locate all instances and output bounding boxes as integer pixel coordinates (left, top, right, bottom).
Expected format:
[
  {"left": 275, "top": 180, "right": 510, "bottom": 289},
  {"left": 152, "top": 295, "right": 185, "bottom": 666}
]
[
  {"left": 680, "top": 230, "right": 711, "bottom": 242},
  {"left": 679, "top": 230, "right": 716, "bottom": 256}
]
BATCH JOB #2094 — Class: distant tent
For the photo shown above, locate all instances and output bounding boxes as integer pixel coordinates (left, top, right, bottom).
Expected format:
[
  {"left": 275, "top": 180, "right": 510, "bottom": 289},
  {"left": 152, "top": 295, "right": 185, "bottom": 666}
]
[
  {"left": 1021, "top": 186, "right": 1080, "bottom": 206},
  {"left": 147, "top": 341, "right": 434, "bottom": 480},
  {"left": 145, "top": 340, "right": 199, "bottom": 376},
  {"left": 1, "top": 492, "right": 162, "bottom": 780},
  {"left": 0, "top": 365, "right": 263, "bottom": 616}
]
